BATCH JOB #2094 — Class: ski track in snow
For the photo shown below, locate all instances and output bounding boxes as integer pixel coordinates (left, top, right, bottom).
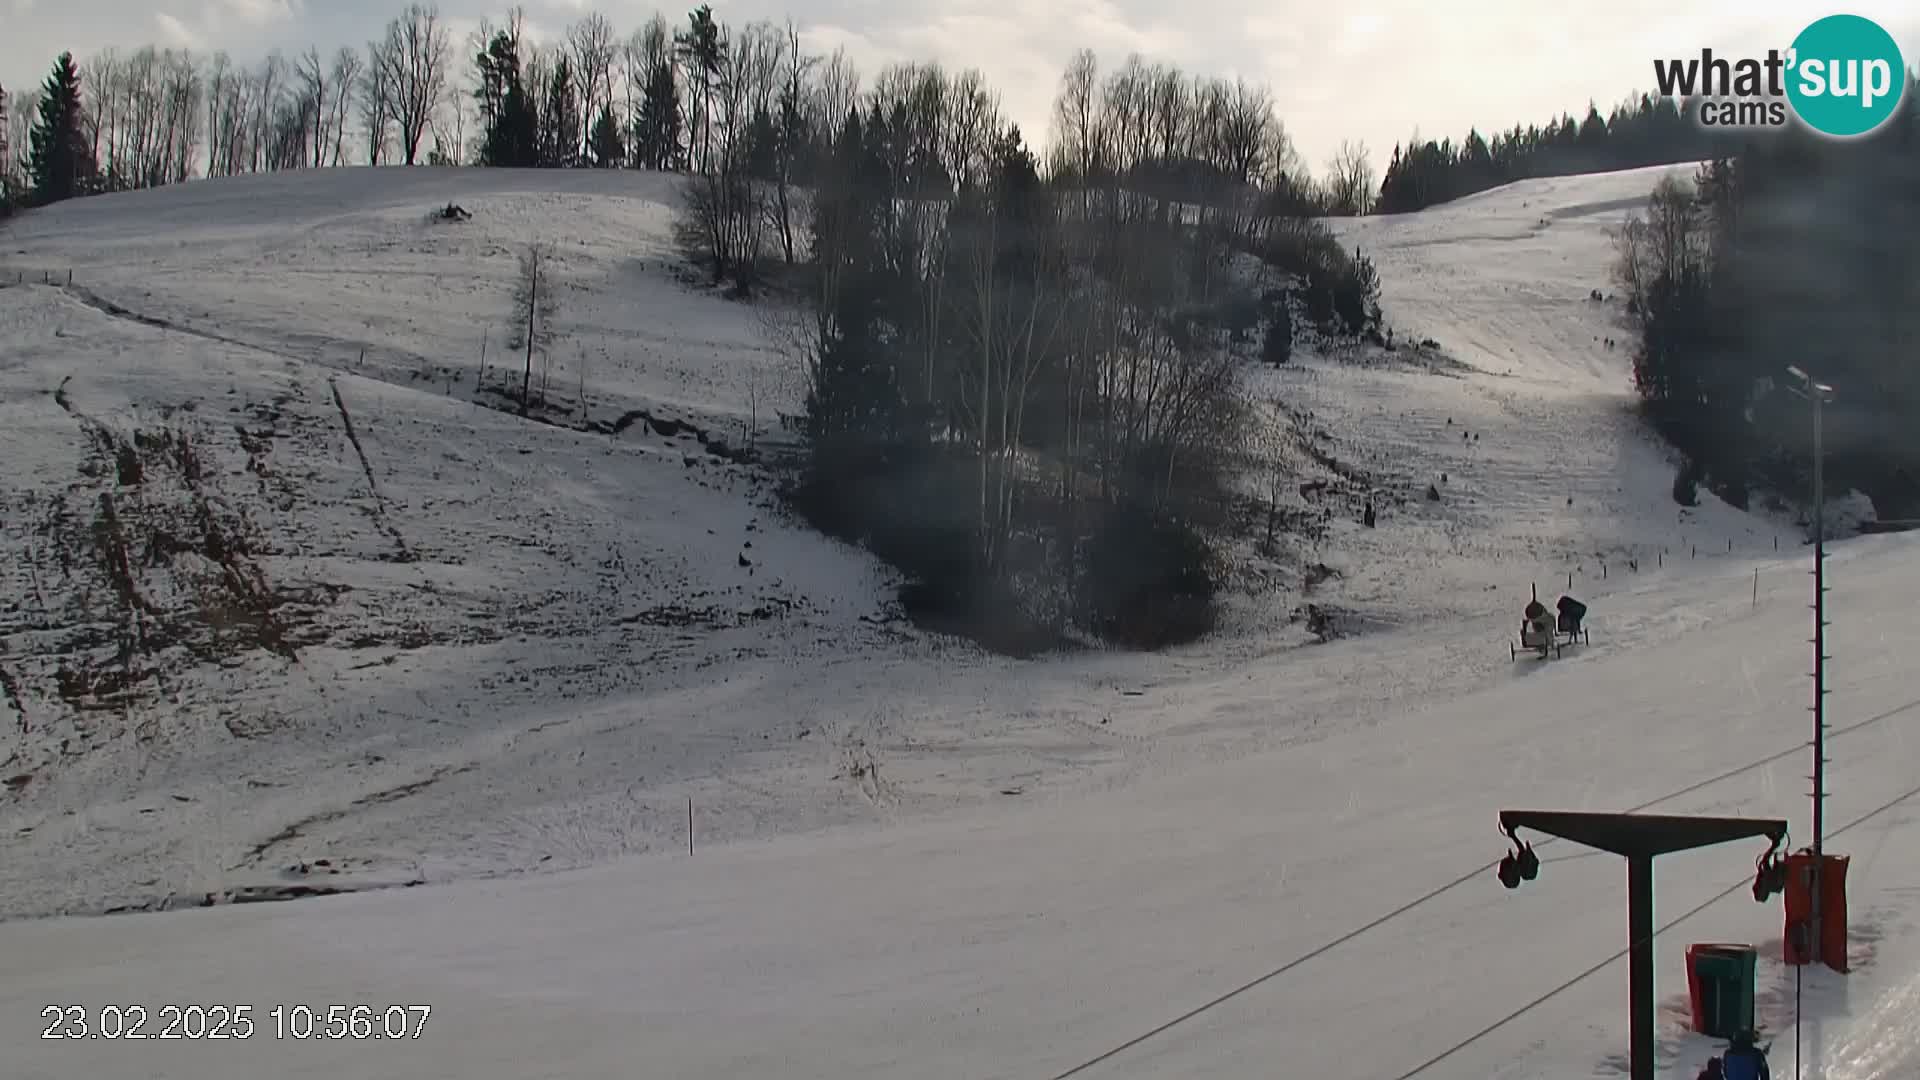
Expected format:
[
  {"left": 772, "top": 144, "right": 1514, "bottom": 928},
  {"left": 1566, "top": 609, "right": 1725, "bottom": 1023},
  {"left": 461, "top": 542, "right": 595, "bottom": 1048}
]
[{"left": 0, "top": 163, "right": 1916, "bottom": 1079}]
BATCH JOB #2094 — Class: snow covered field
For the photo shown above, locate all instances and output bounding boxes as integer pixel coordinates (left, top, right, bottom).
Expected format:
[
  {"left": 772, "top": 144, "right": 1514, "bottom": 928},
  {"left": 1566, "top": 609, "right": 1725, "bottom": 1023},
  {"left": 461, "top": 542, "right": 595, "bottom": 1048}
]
[
  {"left": 2, "top": 162, "right": 1916, "bottom": 1079},
  {"left": 3, "top": 534, "right": 1916, "bottom": 1080}
]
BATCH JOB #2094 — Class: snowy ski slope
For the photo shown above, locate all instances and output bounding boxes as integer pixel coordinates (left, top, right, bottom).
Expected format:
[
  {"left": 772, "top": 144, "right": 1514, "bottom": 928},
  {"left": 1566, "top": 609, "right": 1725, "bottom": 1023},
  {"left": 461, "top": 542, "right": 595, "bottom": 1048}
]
[
  {"left": 2, "top": 534, "right": 1916, "bottom": 1080},
  {"left": 1, "top": 162, "right": 1916, "bottom": 1079}
]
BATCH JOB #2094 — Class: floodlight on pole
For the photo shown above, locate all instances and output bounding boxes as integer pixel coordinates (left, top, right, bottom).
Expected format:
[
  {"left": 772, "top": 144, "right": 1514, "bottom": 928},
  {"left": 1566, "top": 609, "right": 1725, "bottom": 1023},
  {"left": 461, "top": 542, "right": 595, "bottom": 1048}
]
[
  {"left": 1784, "top": 365, "right": 1834, "bottom": 968},
  {"left": 1785, "top": 366, "right": 1834, "bottom": 401}
]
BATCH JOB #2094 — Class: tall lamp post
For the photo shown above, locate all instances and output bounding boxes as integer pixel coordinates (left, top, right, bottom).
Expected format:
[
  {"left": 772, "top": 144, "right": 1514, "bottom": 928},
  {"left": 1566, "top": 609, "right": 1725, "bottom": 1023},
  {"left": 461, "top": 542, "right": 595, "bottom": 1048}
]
[{"left": 1785, "top": 365, "right": 1834, "bottom": 967}]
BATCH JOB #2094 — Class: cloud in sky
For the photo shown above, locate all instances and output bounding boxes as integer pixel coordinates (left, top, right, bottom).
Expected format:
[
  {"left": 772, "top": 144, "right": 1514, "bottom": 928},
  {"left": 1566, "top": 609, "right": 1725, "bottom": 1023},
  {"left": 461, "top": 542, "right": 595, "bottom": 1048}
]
[
  {"left": 4, "top": 0, "right": 1918, "bottom": 176},
  {"left": 153, "top": 12, "right": 200, "bottom": 49}
]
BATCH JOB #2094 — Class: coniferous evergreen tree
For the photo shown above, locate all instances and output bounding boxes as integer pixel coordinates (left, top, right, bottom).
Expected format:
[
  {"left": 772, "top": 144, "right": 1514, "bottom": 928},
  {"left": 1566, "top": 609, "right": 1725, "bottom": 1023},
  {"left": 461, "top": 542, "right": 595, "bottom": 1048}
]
[
  {"left": 1616, "top": 79, "right": 1920, "bottom": 518},
  {"left": 498, "top": 79, "right": 538, "bottom": 167},
  {"left": 587, "top": 105, "right": 624, "bottom": 167},
  {"left": 633, "top": 60, "right": 682, "bottom": 170},
  {"left": 743, "top": 105, "right": 778, "bottom": 181},
  {"left": 476, "top": 27, "right": 538, "bottom": 168},
  {"left": 1577, "top": 104, "right": 1608, "bottom": 150},
  {"left": 1377, "top": 92, "right": 1725, "bottom": 213},
  {"left": 803, "top": 110, "right": 899, "bottom": 463},
  {"left": 542, "top": 57, "right": 582, "bottom": 168},
  {"left": 27, "top": 52, "right": 95, "bottom": 206},
  {"left": 675, "top": 5, "right": 723, "bottom": 174}
]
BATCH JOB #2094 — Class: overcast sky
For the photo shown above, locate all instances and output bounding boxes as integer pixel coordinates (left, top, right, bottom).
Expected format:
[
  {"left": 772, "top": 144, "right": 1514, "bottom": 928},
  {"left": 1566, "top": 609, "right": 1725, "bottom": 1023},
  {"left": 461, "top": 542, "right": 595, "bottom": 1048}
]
[{"left": 5, "top": 0, "right": 1919, "bottom": 174}]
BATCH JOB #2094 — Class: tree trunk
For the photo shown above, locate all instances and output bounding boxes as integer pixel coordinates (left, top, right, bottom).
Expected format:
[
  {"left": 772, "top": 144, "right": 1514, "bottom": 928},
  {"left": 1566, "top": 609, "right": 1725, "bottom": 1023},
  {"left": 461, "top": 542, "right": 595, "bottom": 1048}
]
[{"left": 522, "top": 262, "right": 537, "bottom": 415}]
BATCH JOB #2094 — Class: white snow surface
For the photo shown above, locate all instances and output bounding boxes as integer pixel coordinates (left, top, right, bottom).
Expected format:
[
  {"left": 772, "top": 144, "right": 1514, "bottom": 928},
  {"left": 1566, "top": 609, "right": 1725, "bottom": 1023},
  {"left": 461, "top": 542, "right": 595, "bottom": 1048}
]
[{"left": 1, "top": 163, "right": 1917, "bottom": 1079}]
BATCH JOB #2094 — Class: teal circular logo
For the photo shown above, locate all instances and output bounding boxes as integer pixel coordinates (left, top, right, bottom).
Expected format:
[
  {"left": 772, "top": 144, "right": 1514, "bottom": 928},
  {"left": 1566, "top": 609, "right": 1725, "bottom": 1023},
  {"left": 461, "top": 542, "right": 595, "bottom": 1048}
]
[{"left": 1786, "top": 14, "right": 1907, "bottom": 137}]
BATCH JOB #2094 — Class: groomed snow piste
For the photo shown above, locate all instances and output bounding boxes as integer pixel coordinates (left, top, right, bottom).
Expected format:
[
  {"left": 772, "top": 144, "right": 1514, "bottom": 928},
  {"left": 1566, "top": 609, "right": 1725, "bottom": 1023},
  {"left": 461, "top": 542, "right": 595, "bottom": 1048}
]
[{"left": 0, "top": 162, "right": 1915, "bottom": 1079}]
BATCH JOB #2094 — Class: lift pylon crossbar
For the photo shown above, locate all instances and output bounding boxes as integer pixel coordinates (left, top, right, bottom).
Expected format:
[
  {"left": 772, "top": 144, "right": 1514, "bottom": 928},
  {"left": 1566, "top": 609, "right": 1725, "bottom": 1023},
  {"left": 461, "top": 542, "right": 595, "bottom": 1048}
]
[
  {"left": 1499, "top": 810, "right": 1788, "bottom": 858},
  {"left": 1499, "top": 810, "right": 1788, "bottom": 1080}
]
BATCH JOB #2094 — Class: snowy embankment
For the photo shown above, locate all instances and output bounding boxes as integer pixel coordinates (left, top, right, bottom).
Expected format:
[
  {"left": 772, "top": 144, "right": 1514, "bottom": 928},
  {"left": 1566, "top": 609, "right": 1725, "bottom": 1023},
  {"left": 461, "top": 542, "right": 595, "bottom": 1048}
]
[{"left": 1, "top": 161, "right": 1912, "bottom": 1079}]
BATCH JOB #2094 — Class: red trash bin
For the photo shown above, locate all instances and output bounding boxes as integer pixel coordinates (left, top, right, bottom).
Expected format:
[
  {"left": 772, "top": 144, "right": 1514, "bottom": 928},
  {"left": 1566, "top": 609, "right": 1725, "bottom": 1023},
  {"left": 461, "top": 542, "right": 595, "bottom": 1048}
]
[{"left": 1685, "top": 943, "right": 1710, "bottom": 1032}]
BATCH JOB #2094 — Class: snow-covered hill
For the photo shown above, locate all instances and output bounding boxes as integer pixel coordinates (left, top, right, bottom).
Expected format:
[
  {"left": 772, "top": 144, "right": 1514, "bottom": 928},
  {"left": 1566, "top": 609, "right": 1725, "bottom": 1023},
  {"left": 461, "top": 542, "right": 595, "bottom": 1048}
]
[
  {"left": 1251, "top": 163, "right": 1794, "bottom": 615},
  {"left": 1, "top": 162, "right": 1915, "bottom": 1079},
  {"left": 1, "top": 168, "right": 794, "bottom": 421},
  {"left": 2, "top": 168, "right": 919, "bottom": 918}
]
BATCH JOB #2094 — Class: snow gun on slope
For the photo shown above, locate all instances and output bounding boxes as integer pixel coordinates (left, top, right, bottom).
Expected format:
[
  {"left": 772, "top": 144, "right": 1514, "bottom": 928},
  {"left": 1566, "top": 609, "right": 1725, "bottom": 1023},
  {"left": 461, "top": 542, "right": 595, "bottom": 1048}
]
[{"left": 1510, "top": 584, "right": 1591, "bottom": 660}]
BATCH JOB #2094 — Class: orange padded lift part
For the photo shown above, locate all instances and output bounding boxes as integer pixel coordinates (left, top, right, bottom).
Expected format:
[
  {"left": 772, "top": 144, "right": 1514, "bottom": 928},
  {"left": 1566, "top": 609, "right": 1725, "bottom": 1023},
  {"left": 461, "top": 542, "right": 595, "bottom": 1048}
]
[{"left": 1782, "top": 852, "right": 1849, "bottom": 973}]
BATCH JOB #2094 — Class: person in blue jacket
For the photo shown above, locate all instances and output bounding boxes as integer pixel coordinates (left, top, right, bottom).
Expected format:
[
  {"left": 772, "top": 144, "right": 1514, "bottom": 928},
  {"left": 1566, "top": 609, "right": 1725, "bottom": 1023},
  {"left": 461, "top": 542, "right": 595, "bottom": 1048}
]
[{"left": 1720, "top": 1030, "right": 1771, "bottom": 1080}]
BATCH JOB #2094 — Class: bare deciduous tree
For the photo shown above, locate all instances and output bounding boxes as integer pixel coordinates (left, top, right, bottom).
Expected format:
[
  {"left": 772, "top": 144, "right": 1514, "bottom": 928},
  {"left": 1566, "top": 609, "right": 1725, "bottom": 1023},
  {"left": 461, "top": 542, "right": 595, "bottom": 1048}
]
[
  {"left": 1048, "top": 48, "right": 1099, "bottom": 200},
  {"left": 296, "top": 47, "right": 329, "bottom": 168},
  {"left": 765, "top": 18, "right": 818, "bottom": 264},
  {"left": 381, "top": 3, "right": 450, "bottom": 165},
  {"left": 813, "top": 46, "right": 859, "bottom": 135},
  {"left": 327, "top": 47, "right": 361, "bottom": 165},
  {"left": 361, "top": 38, "right": 394, "bottom": 164},
  {"left": 947, "top": 179, "right": 1074, "bottom": 576},
  {"left": 1261, "top": 120, "right": 1306, "bottom": 188},
  {"left": 731, "top": 19, "right": 783, "bottom": 126},
  {"left": 0, "top": 82, "right": 13, "bottom": 206},
  {"left": 675, "top": 168, "right": 764, "bottom": 288},
  {"left": 577, "top": 345, "right": 591, "bottom": 421},
  {"left": 942, "top": 68, "right": 1002, "bottom": 192},
  {"left": 1255, "top": 399, "right": 1293, "bottom": 554},
  {"left": 1325, "top": 139, "right": 1376, "bottom": 216},
  {"left": 202, "top": 52, "right": 229, "bottom": 175},
  {"left": 1612, "top": 172, "right": 1700, "bottom": 317},
  {"left": 81, "top": 46, "right": 209, "bottom": 188},
  {"left": 569, "top": 12, "right": 618, "bottom": 144},
  {"left": 672, "top": 10, "right": 778, "bottom": 288},
  {"left": 250, "top": 51, "right": 286, "bottom": 174},
  {"left": 1217, "top": 78, "right": 1273, "bottom": 184},
  {"left": 161, "top": 51, "right": 204, "bottom": 184},
  {"left": 507, "top": 242, "right": 561, "bottom": 412},
  {"left": 436, "top": 81, "right": 466, "bottom": 164}
]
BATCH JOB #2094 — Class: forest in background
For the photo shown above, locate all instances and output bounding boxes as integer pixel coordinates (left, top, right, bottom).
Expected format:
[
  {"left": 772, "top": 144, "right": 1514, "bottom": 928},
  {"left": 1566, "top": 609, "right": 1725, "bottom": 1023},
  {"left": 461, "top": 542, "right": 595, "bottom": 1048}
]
[{"left": 1613, "top": 78, "right": 1920, "bottom": 525}]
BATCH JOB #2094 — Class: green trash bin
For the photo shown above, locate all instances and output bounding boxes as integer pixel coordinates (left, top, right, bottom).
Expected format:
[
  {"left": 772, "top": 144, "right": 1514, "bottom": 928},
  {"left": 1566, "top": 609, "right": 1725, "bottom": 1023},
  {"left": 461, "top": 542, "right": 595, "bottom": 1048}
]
[{"left": 1692, "top": 945, "right": 1758, "bottom": 1038}]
